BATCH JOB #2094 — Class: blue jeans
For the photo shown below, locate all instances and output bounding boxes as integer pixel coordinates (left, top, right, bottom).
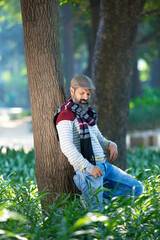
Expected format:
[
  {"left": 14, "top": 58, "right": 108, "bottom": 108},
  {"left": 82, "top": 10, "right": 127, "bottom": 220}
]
[{"left": 73, "top": 161, "right": 143, "bottom": 208}]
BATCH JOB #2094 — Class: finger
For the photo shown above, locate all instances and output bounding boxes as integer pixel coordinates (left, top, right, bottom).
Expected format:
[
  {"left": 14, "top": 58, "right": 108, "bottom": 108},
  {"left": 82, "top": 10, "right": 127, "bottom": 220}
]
[
  {"left": 112, "top": 152, "right": 118, "bottom": 161},
  {"left": 97, "top": 170, "right": 103, "bottom": 178},
  {"left": 97, "top": 172, "right": 101, "bottom": 178},
  {"left": 94, "top": 172, "right": 98, "bottom": 178},
  {"left": 97, "top": 167, "right": 103, "bottom": 175},
  {"left": 109, "top": 151, "right": 114, "bottom": 161},
  {"left": 115, "top": 150, "right": 118, "bottom": 158},
  {"left": 113, "top": 152, "right": 117, "bottom": 161},
  {"left": 110, "top": 151, "right": 116, "bottom": 162},
  {"left": 98, "top": 173, "right": 102, "bottom": 178}
]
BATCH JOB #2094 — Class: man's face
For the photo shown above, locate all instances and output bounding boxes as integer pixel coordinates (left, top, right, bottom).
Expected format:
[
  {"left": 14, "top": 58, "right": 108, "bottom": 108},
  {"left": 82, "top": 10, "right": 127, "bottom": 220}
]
[{"left": 70, "top": 87, "right": 91, "bottom": 111}]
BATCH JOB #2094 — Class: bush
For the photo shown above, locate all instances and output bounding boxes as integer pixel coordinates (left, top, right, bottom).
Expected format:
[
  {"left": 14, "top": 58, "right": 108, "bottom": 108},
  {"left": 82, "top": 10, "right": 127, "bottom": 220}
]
[
  {"left": 129, "top": 87, "right": 160, "bottom": 130},
  {"left": 0, "top": 147, "right": 160, "bottom": 239},
  {"left": 0, "top": 147, "right": 35, "bottom": 183},
  {"left": 127, "top": 146, "right": 160, "bottom": 179}
]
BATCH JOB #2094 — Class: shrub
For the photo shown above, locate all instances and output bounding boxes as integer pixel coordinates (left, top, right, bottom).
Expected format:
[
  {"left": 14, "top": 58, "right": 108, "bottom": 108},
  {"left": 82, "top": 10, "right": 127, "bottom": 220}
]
[
  {"left": 129, "top": 87, "right": 160, "bottom": 130},
  {"left": 0, "top": 147, "right": 160, "bottom": 239}
]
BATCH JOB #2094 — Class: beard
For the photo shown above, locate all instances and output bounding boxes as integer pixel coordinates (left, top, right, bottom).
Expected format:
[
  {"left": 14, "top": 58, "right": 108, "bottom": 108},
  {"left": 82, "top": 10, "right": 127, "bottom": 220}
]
[{"left": 73, "top": 95, "right": 90, "bottom": 112}]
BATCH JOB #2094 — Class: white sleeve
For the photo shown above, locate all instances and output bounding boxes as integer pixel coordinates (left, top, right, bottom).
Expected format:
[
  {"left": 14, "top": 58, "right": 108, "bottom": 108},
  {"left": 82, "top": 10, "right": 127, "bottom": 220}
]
[
  {"left": 96, "top": 125, "right": 117, "bottom": 151},
  {"left": 56, "top": 120, "right": 94, "bottom": 172}
]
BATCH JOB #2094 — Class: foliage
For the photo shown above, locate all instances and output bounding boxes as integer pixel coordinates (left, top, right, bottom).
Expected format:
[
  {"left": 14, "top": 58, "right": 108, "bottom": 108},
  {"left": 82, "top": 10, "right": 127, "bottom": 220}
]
[
  {"left": 137, "top": 0, "right": 160, "bottom": 63},
  {"left": 0, "top": 147, "right": 160, "bottom": 239},
  {"left": 127, "top": 146, "right": 160, "bottom": 179},
  {"left": 130, "top": 87, "right": 160, "bottom": 108},
  {"left": 0, "top": 147, "right": 35, "bottom": 183},
  {"left": 0, "top": 2, "right": 29, "bottom": 108},
  {"left": 0, "top": 0, "right": 21, "bottom": 26},
  {"left": 59, "top": 0, "right": 91, "bottom": 82},
  {"left": 129, "top": 87, "right": 160, "bottom": 130},
  {"left": 0, "top": 0, "right": 160, "bottom": 108}
]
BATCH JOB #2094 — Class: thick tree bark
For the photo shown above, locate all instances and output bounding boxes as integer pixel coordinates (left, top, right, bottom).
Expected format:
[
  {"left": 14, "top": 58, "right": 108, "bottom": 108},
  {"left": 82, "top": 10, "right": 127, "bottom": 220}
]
[
  {"left": 20, "top": 0, "right": 77, "bottom": 206},
  {"left": 92, "top": 0, "right": 145, "bottom": 170}
]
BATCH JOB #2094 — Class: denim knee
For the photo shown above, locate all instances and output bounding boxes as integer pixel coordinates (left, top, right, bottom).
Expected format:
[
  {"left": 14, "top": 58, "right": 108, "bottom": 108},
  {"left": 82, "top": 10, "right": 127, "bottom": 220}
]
[{"left": 134, "top": 181, "right": 143, "bottom": 197}]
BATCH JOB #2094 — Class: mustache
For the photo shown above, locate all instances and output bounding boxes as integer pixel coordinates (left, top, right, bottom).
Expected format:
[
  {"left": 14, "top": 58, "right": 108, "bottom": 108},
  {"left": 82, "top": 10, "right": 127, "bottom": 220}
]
[{"left": 79, "top": 99, "right": 88, "bottom": 104}]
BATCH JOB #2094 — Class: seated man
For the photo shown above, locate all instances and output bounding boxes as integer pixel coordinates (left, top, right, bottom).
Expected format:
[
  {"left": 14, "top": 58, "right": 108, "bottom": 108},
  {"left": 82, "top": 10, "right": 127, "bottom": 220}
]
[{"left": 54, "top": 75, "right": 143, "bottom": 209}]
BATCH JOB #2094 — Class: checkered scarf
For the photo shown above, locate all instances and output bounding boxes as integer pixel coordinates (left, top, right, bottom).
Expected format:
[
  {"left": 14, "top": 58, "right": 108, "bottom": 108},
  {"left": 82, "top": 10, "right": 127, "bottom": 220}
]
[{"left": 54, "top": 97, "right": 97, "bottom": 165}]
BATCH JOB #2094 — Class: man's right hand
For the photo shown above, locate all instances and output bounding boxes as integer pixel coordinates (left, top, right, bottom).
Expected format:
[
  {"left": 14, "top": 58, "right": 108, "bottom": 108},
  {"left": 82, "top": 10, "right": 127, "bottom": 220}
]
[{"left": 91, "top": 166, "right": 103, "bottom": 178}]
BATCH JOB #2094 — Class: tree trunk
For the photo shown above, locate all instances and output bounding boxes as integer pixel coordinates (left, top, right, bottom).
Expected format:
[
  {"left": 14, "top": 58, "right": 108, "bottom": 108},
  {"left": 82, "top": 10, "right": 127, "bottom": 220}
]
[
  {"left": 130, "top": 58, "right": 142, "bottom": 98},
  {"left": 20, "top": 0, "right": 77, "bottom": 207},
  {"left": 92, "top": 0, "right": 145, "bottom": 170},
  {"left": 89, "top": 0, "right": 100, "bottom": 49},
  {"left": 84, "top": 0, "right": 100, "bottom": 78},
  {"left": 151, "top": 50, "right": 160, "bottom": 88},
  {"left": 83, "top": 28, "right": 92, "bottom": 78},
  {"left": 62, "top": 3, "right": 74, "bottom": 98}
]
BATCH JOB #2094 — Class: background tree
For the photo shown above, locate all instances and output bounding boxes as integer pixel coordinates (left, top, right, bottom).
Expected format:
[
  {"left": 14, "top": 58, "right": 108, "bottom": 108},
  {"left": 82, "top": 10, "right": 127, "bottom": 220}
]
[
  {"left": 92, "top": 0, "right": 146, "bottom": 170},
  {"left": 20, "top": 0, "right": 77, "bottom": 206},
  {"left": 150, "top": 50, "right": 160, "bottom": 88},
  {"left": 61, "top": 2, "right": 74, "bottom": 97},
  {"left": 1, "top": 0, "right": 160, "bottom": 208},
  {"left": 60, "top": 0, "right": 93, "bottom": 94},
  {"left": 131, "top": 0, "right": 160, "bottom": 96},
  {"left": 130, "top": 57, "right": 142, "bottom": 98},
  {"left": 83, "top": 0, "right": 100, "bottom": 78},
  {"left": 0, "top": 1, "right": 29, "bottom": 107}
]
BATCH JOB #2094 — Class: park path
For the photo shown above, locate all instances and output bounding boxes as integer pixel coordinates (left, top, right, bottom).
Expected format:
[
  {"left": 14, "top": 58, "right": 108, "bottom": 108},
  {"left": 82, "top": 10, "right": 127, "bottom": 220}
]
[
  {"left": 0, "top": 108, "right": 33, "bottom": 150},
  {"left": 0, "top": 108, "right": 160, "bottom": 151}
]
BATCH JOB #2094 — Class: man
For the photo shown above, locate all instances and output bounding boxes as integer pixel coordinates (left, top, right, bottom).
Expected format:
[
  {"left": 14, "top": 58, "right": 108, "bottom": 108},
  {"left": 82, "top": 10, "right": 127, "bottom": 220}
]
[{"left": 54, "top": 75, "right": 143, "bottom": 209}]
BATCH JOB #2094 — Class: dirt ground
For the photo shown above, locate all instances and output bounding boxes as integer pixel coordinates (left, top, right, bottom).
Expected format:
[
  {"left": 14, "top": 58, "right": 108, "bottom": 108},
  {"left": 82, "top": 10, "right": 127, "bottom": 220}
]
[{"left": 0, "top": 116, "right": 33, "bottom": 150}]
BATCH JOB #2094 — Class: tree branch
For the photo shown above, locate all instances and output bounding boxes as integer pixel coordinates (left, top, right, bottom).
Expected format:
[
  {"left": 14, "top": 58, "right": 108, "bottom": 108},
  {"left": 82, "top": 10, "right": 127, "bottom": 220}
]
[{"left": 142, "top": 9, "right": 160, "bottom": 17}]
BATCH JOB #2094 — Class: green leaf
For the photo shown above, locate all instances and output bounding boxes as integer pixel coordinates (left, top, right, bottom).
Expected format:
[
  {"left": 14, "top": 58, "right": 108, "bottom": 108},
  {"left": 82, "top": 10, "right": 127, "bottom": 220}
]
[
  {"left": 72, "top": 212, "right": 109, "bottom": 229},
  {"left": 0, "top": 208, "right": 27, "bottom": 222}
]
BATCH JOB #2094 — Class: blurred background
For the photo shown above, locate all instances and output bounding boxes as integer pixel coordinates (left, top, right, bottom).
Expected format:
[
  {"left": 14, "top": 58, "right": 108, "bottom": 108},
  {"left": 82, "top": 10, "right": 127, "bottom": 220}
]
[{"left": 0, "top": 0, "right": 160, "bottom": 150}]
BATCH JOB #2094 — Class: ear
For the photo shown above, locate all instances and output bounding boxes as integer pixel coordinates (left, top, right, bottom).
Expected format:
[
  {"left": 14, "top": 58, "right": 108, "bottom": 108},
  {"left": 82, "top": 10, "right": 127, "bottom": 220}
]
[{"left": 70, "top": 87, "right": 74, "bottom": 96}]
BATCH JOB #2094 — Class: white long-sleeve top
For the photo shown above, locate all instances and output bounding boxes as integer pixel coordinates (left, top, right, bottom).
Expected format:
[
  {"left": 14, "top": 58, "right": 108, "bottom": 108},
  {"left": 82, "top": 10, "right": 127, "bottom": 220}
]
[{"left": 56, "top": 109, "right": 115, "bottom": 173}]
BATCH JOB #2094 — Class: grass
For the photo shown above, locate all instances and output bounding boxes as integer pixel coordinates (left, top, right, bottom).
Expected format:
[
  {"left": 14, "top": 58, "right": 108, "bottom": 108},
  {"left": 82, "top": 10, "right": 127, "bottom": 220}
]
[
  {"left": 0, "top": 147, "right": 160, "bottom": 239},
  {"left": 127, "top": 146, "right": 160, "bottom": 179},
  {"left": 0, "top": 147, "right": 35, "bottom": 183}
]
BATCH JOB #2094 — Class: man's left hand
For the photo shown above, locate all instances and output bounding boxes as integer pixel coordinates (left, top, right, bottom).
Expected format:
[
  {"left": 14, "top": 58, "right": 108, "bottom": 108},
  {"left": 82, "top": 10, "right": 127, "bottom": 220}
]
[{"left": 107, "top": 144, "right": 118, "bottom": 163}]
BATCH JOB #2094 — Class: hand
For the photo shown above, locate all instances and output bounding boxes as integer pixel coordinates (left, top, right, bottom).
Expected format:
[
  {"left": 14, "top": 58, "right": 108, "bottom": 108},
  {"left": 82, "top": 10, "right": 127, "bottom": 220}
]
[
  {"left": 90, "top": 166, "right": 103, "bottom": 178},
  {"left": 107, "top": 144, "right": 118, "bottom": 163}
]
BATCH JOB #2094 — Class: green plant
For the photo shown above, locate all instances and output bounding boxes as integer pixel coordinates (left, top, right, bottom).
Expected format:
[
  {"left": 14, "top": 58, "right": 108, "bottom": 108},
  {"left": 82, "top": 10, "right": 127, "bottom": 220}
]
[
  {"left": 127, "top": 147, "right": 160, "bottom": 179},
  {"left": 0, "top": 147, "right": 35, "bottom": 183},
  {"left": 129, "top": 87, "right": 160, "bottom": 130},
  {"left": 130, "top": 87, "right": 160, "bottom": 109},
  {"left": 0, "top": 147, "right": 159, "bottom": 239}
]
